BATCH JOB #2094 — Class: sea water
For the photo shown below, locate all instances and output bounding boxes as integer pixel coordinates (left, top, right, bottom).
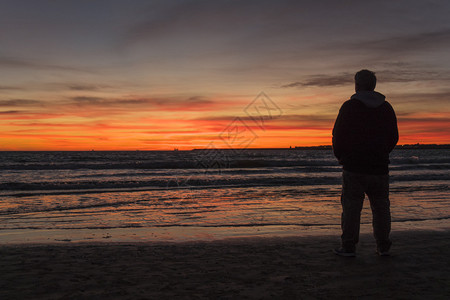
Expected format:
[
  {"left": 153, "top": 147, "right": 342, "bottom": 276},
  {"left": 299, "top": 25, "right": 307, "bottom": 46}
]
[{"left": 0, "top": 149, "right": 449, "bottom": 242}]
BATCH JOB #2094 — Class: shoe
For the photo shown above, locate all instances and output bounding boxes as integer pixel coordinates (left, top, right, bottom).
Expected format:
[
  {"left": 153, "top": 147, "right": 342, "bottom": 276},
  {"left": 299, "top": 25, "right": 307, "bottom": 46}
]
[
  {"left": 376, "top": 249, "right": 390, "bottom": 256},
  {"left": 333, "top": 247, "right": 356, "bottom": 257}
]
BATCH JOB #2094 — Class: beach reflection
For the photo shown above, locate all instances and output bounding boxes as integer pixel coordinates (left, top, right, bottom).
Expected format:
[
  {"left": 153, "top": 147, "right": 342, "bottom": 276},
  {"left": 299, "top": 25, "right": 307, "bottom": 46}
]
[{"left": 1, "top": 182, "right": 449, "bottom": 239}]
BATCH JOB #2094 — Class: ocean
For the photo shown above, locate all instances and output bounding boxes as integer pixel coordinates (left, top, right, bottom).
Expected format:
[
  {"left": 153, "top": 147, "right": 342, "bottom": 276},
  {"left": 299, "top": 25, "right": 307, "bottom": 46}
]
[{"left": 0, "top": 149, "right": 449, "bottom": 243}]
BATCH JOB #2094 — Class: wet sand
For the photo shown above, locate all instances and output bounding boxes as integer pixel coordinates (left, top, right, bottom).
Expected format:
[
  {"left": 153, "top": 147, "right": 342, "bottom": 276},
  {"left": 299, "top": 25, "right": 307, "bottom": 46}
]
[{"left": 1, "top": 229, "right": 449, "bottom": 299}]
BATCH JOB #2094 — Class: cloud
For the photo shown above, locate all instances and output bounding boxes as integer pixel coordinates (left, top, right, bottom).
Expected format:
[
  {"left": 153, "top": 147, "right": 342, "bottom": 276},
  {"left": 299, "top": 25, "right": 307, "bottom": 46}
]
[
  {"left": 68, "top": 84, "right": 113, "bottom": 91},
  {"left": 191, "top": 114, "right": 335, "bottom": 133},
  {"left": 310, "top": 29, "right": 450, "bottom": 66},
  {"left": 399, "top": 116, "right": 450, "bottom": 125},
  {"left": 390, "top": 91, "right": 450, "bottom": 103},
  {"left": 0, "top": 110, "right": 21, "bottom": 114},
  {"left": 124, "top": 0, "right": 258, "bottom": 43},
  {"left": 0, "top": 56, "right": 93, "bottom": 73},
  {"left": 71, "top": 96, "right": 106, "bottom": 103},
  {"left": 68, "top": 95, "right": 234, "bottom": 111},
  {"left": 0, "top": 85, "right": 21, "bottom": 90},
  {"left": 378, "top": 69, "right": 450, "bottom": 84},
  {"left": 281, "top": 68, "right": 450, "bottom": 88},
  {"left": 0, "top": 95, "right": 238, "bottom": 121},
  {"left": 121, "top": 0, "right": 337, "bottom": 49},
  {"left": 0, "top": 112, "right": 63, "bottom": 120},
  {"left": 122, "top": 0, "right": 450, "bottom": 72},
  {"left": 0, "top": 99, "right": 43, "bottom": 106},
  {"left": 281, "top": 73, "right": 353, "bottom": 88},
  {"left": 355, "top": 29, "right": 450, "bottom": 56},
  {"left": 195, "top": 113, "right": 332, "bottom": 122}
]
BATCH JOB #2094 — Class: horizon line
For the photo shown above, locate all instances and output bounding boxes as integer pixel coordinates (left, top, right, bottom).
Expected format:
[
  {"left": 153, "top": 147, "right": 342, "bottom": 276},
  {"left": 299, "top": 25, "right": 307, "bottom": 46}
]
[{"left": 1, "top": 143, "right": 449, "bottom": 151}]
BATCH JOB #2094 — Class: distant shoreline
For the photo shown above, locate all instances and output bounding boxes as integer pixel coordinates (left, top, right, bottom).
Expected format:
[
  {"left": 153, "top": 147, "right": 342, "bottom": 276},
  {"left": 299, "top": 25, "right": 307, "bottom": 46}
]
[
  {"left": 294, "top": 144, "right": 450, "bottom": 150},
  {"left": 193, "top": 144, "right": 450, "bottom": 151},
  {"left": 1, "top": 144, "right": 449, "bottom": 152}
]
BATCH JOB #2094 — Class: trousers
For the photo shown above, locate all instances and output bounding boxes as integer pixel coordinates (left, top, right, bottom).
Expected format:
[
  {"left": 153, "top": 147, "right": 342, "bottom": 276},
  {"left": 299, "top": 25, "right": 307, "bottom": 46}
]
[{"left": 340, "top": 170, "right": 392, "bottom": 252}]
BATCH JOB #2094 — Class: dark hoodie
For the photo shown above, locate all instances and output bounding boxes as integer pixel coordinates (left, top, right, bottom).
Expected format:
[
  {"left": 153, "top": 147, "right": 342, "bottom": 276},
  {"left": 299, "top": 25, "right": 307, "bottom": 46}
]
[{"left": 332, "top": 91, "right": 399, "bottom": 175}]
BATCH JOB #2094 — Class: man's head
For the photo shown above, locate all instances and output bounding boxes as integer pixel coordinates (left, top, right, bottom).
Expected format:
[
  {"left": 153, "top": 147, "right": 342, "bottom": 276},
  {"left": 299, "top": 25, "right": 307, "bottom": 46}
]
[{"left": 355, "top": 69, "right": 376, "bottom": 92}]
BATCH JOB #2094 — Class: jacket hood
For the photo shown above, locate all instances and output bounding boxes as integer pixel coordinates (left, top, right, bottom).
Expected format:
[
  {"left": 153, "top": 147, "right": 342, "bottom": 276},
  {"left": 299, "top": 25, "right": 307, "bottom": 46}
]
[{"left": 351, "top": 91, "right": 386, "bottom": 108}]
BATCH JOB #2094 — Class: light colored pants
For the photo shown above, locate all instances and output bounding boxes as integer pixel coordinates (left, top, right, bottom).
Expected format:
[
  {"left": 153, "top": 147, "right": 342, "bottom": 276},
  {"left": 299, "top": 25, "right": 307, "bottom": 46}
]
[{"left": 340, "top": 170, "right": 392, "bottom": 252}]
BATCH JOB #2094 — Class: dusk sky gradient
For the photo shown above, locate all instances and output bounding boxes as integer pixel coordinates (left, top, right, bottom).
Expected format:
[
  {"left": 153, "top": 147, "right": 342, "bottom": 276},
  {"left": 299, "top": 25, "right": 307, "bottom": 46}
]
[{"left": 1, "top": 0, "right": 449, "bottom": 150}]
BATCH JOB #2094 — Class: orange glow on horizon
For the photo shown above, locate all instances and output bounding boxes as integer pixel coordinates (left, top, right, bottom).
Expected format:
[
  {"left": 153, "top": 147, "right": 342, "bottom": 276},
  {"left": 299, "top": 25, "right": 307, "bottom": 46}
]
[
  {"left": 1, "top": 92, "right": 448, "bottom": 151},
  {"left": 1, "top": 119, "right": 448, "bottom": 151}
]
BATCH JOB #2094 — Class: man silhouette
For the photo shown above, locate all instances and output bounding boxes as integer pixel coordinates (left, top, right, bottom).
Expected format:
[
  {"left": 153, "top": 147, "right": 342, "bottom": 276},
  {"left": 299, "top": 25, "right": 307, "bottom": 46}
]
[{"left": 332, "top": 70, "right": 398, "bottom": 257}]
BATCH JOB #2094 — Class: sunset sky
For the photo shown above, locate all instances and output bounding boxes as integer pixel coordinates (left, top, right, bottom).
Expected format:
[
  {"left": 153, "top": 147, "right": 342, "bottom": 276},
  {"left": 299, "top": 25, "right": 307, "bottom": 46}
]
[{"left": 1, "top": 0, "right": 449, "bottom": 150}]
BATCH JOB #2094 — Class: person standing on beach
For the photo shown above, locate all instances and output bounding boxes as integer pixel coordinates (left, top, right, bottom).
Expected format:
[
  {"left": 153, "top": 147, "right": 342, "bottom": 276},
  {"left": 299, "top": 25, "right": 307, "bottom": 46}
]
[{"left": 332, "top": 69, "right": 399, "bottom": 257}]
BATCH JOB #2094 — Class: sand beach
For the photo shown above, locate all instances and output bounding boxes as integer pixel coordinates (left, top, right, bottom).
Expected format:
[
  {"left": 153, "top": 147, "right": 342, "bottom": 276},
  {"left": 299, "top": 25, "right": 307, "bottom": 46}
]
[{"left": 1, "top": 229, "right": 449, "bottom": 299}]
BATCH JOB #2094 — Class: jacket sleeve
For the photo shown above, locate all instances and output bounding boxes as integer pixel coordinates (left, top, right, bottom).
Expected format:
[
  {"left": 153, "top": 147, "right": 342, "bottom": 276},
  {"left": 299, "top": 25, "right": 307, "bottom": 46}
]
[
  {"left": 387, "top": 103, "right": 399, "bottom": 152},
  {"left": 332, "top": 103, "right": 349, "bottom": 161}
]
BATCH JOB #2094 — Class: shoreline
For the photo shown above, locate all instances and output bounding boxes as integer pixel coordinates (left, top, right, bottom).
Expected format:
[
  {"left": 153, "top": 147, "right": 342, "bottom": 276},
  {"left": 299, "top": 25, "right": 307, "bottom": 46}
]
[
  {"left": 2, "top": 143, "right": 450, "bottom": 152},
  {"left": 1, "top": 219, "right": 449, "bottom": 245},
  {"left": 1, "top": 229, "right": 449, "bottom": 299}
]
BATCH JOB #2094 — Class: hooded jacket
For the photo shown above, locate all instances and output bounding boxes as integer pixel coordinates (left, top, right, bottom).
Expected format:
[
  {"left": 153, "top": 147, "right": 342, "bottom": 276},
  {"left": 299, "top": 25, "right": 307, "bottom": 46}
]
[{"left": 332, "top": 91, "right": 399, "bottom": 175}]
